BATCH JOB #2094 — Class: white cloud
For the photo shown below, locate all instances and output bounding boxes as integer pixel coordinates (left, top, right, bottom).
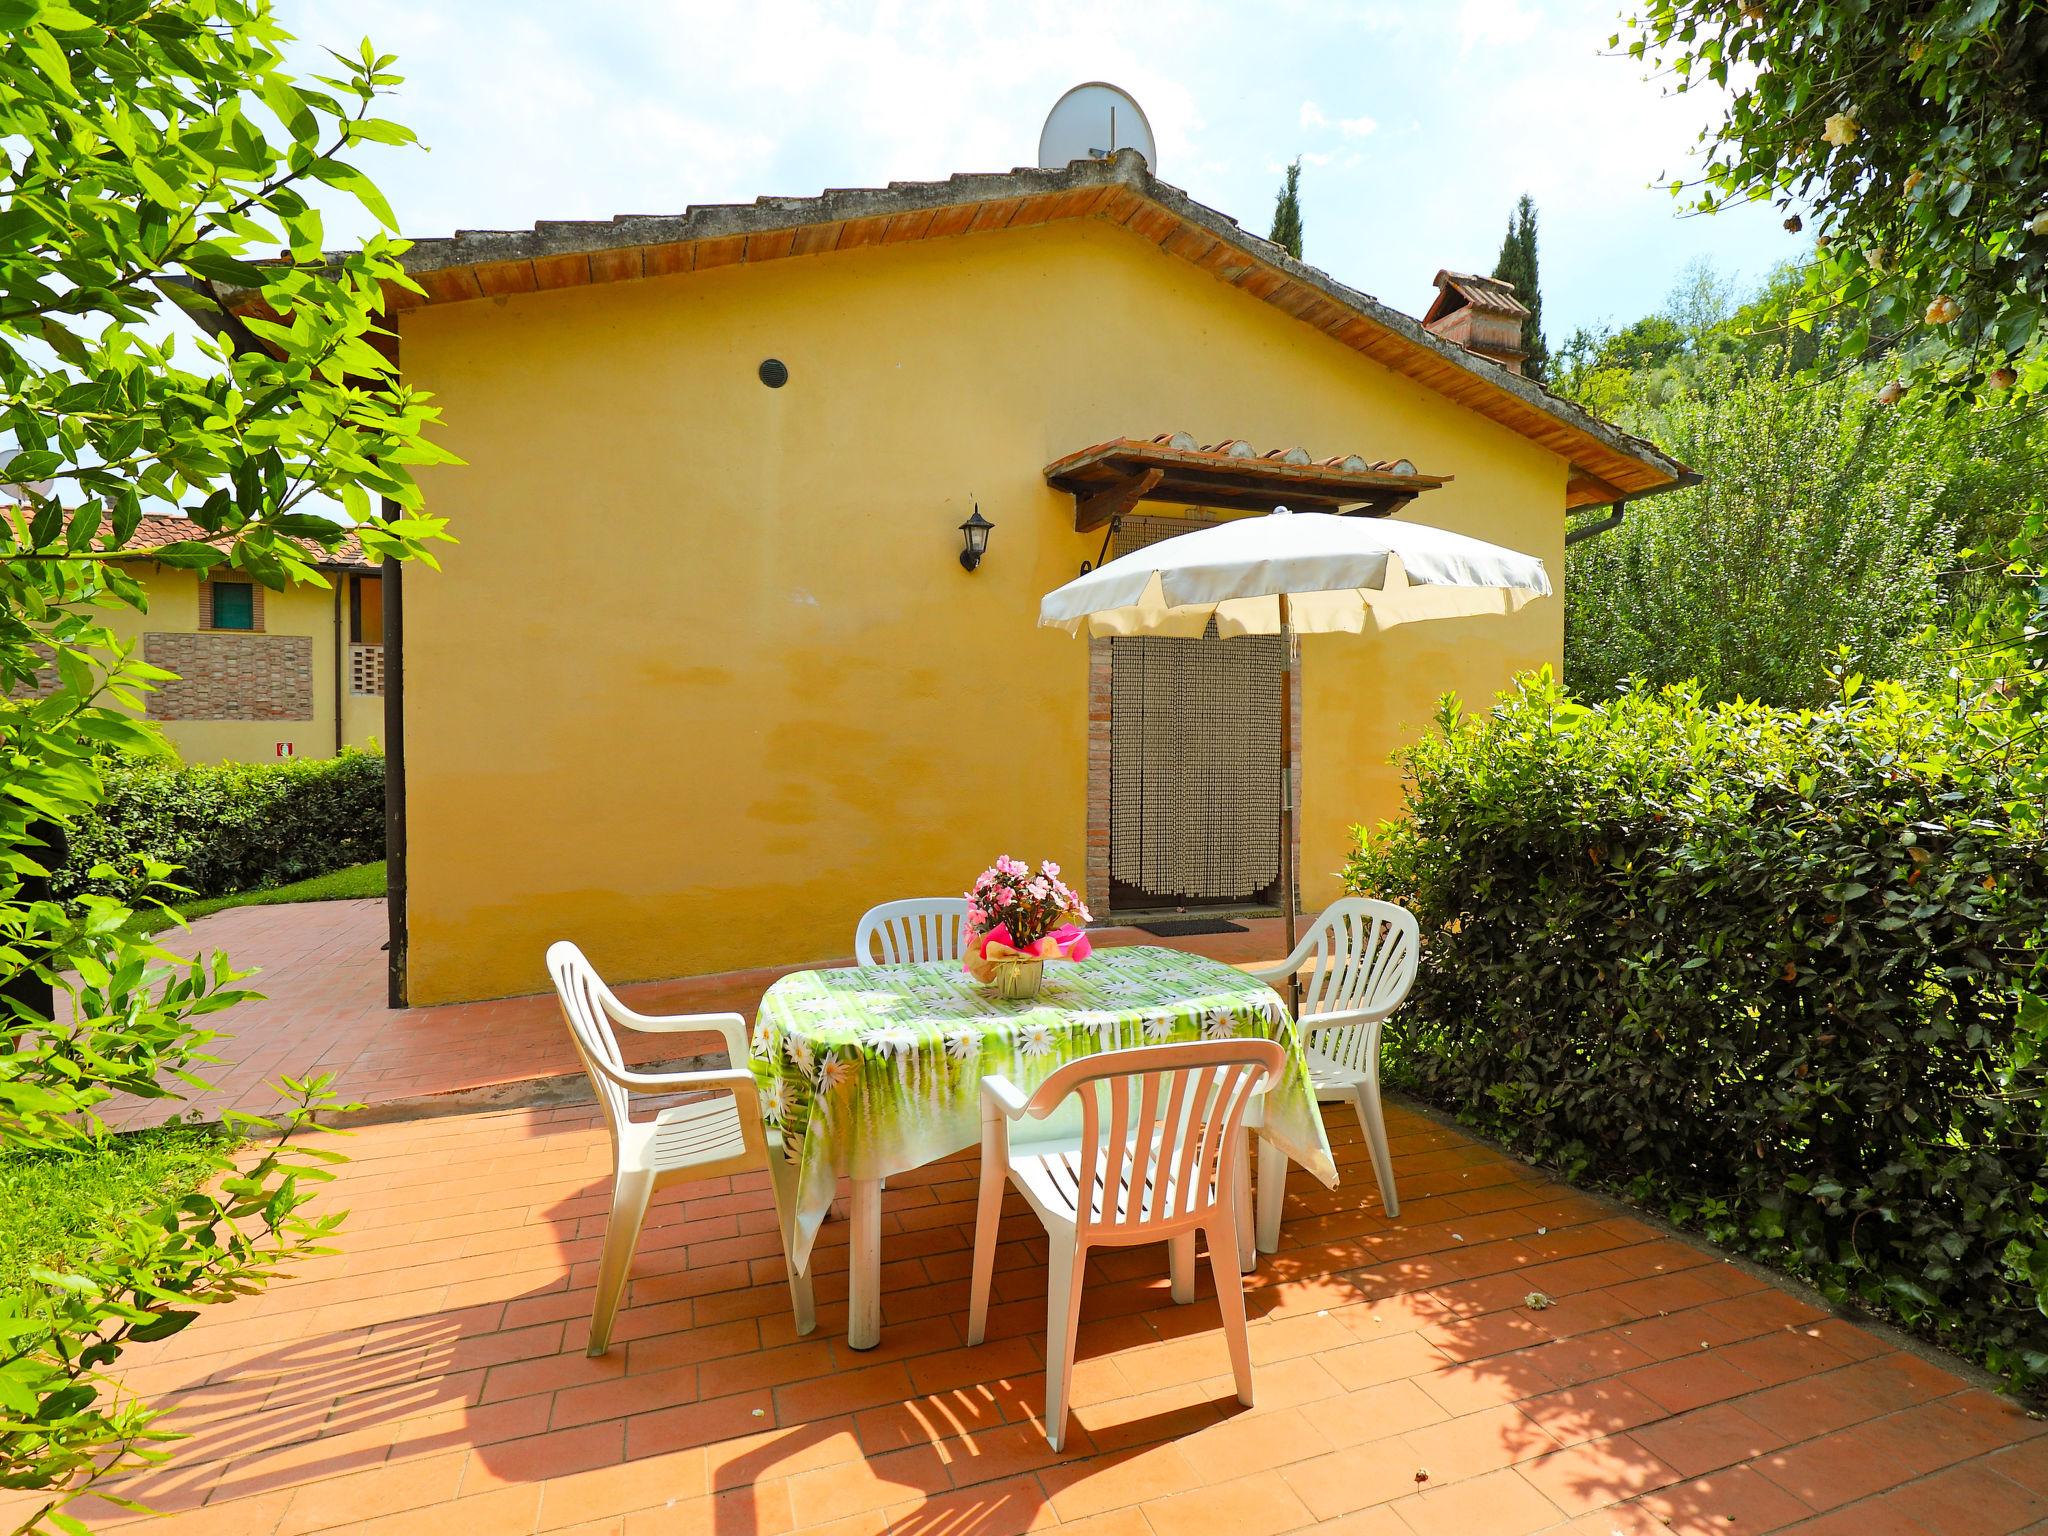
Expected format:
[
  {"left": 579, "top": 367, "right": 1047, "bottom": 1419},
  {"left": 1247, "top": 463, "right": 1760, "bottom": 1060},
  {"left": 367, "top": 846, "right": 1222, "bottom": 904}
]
[
  {"left": 265, "top": 0, "right": 1799, "bottom": 341},
  {"left": 1458, "top": 0, "right": 1543, "bottom": 51}
]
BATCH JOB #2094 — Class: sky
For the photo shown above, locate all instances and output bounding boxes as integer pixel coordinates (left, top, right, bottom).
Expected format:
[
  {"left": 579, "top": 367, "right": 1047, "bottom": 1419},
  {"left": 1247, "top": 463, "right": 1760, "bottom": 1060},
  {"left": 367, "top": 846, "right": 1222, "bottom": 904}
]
[{"left": 288, "top": 0, "right": 1807, "bottom": 345}]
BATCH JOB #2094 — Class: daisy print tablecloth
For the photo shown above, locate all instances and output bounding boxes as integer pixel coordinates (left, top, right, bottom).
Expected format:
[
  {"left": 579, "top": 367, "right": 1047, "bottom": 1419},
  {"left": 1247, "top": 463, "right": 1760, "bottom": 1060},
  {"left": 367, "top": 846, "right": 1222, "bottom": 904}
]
[{"left": 752, "top": 945, "right": 1337, "bottom": 1271}]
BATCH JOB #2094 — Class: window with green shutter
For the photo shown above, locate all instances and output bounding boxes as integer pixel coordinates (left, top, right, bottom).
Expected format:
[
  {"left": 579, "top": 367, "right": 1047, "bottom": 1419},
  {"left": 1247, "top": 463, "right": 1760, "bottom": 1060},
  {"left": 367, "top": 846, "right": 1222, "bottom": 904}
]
[{"left": 209, "top": 580, "right": 255, "bottom": 631}]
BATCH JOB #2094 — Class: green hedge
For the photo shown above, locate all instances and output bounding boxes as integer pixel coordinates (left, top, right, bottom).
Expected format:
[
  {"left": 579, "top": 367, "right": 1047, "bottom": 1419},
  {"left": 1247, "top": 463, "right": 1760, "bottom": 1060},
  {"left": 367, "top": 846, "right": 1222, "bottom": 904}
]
[
  {"left": 1345, "top": 671, "right": 2048, "bottom": 1393},
  {"left": 56, "top": 748, "right": 385, "bottom": 903}
]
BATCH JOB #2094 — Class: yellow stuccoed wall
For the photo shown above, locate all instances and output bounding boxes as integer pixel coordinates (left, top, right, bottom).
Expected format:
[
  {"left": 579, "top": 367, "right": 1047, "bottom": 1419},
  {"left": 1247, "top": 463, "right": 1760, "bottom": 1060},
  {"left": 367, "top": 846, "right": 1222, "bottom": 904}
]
[
  {"left": 95, "top": 567, "right": 385, "bottom": 764},
  {"left": 398, "top": 217, "right": 1565, "bottom": 1005}
]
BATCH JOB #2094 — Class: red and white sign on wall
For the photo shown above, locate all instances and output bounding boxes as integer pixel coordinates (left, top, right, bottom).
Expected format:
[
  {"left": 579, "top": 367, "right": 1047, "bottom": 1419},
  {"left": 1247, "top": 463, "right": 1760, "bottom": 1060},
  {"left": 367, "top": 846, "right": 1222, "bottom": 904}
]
[{"left": 275, "top": 742, "right": 296, "bottom": 757}]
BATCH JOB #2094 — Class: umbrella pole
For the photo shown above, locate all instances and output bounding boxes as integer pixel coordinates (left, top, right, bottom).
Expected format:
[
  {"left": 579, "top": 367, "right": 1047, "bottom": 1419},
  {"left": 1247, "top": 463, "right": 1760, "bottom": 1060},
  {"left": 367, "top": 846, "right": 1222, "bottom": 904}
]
[{"left": 1279, "top": 593, "right": 1298, "bottom": 988}]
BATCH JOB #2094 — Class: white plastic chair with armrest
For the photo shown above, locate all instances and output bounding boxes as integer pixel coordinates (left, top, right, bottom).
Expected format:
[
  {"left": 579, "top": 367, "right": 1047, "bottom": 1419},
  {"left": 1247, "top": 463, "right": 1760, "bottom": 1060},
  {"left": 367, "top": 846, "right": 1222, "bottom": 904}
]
[
  {"left": 965, "top": 1038, "right": 1285, "bottom": 1451},
  {"left": 547, "top": 941, "right": 815, "bottom": 1355},
  {"left": 1248, "top": 898, "right": 1419, "bottom": 1239}
]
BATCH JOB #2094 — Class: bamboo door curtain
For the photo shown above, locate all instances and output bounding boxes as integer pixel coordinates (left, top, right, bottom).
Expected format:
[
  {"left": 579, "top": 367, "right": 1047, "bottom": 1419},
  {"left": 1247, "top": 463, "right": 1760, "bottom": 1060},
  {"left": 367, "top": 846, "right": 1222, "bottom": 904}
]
[{"left": 1107, "top": 516, "right": 1282, "bottom": 903}]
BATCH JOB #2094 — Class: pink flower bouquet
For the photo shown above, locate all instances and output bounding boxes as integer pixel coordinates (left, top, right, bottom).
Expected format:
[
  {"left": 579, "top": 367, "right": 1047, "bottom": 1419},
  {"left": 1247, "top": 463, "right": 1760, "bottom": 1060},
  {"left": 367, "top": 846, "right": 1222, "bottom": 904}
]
[{"left": 963, "top": 856, "right": 1094, "bottom": 986}]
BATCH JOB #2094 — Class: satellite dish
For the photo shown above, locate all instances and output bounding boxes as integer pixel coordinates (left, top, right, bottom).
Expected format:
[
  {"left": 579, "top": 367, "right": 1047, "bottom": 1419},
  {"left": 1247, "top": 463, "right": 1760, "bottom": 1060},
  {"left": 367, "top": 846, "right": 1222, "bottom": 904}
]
[{"left": 1038, "top": 82, "right": 1157, "bottom": 173}]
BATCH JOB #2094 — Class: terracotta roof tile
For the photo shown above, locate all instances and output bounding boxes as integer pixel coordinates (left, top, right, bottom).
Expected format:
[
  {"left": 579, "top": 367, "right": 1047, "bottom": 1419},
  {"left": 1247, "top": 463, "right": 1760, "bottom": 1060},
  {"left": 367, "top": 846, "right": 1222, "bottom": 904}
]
[
  {"left": 196, "top": 152, "right": 1691, "bottom": 507},
  {"left": 113, "top": 513, "right": 375, "bottom": 570},
  {"left": 1425, "top": 269, "right": 1532, "bottom": 322}
]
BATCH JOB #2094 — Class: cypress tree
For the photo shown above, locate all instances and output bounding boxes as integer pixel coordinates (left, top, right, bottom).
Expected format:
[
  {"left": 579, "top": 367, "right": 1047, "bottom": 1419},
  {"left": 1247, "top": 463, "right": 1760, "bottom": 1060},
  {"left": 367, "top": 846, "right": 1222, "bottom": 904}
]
[
  {"left": 1491, "top": 193, "right": 1550, "bottom": 381},
  {"left": 1269, "top": 159, "right": 1304, "bottom": 261}
]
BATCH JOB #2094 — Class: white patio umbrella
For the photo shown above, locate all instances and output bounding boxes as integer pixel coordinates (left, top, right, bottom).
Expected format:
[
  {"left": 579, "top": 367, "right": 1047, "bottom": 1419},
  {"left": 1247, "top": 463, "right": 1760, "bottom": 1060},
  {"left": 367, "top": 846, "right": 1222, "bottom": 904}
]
[{"left": 1038, "top": 507, "right": 1552, "bottom": 951}]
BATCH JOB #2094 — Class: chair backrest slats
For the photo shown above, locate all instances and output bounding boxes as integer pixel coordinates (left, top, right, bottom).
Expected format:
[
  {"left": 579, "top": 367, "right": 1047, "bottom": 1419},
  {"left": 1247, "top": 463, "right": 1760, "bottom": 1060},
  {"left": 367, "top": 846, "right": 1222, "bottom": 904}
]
[
  {"left": 855, "top": 898, "right": 972, "bottom": 966},
  {"left": 1028, "top": 1040, "right": 1284, "bottom": 1239},
  {"left": 1294, "top": 899, "right": 1421, "bottom": 1070},
  {"left": 547, "top": 941, "right": 634, "bottom": 1144}
]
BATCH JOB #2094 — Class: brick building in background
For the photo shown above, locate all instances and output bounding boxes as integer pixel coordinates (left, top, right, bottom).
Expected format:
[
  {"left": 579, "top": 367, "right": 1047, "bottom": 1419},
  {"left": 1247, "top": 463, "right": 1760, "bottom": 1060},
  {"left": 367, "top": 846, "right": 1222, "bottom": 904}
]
[{"left": 19, "top": 513, "right": 386, "bottom": 765}]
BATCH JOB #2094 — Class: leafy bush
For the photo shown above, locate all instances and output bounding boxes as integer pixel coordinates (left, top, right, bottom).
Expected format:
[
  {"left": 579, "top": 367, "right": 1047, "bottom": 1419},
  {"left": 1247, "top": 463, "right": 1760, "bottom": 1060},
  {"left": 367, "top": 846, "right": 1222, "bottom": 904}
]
[
  {"left": 56, "top": 750, "right": 384, "bottom": 904},
  {"left": 1345, "top": 670, "right": 2048, "bottom": 1392}
]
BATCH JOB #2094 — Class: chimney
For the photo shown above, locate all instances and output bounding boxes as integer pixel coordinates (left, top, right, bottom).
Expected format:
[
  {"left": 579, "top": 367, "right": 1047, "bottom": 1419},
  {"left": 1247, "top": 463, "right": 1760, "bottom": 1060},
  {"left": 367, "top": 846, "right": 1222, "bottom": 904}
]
[{"left": 1421, "top": 270, "right": 1530, "bottom": 373}]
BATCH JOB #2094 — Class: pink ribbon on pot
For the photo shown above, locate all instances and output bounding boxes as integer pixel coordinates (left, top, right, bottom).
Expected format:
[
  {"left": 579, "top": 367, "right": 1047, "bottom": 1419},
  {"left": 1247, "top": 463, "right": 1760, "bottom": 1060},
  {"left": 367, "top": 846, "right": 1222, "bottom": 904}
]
[{"left": 963, "top": 921, "right": 1093, "bottom": 981}]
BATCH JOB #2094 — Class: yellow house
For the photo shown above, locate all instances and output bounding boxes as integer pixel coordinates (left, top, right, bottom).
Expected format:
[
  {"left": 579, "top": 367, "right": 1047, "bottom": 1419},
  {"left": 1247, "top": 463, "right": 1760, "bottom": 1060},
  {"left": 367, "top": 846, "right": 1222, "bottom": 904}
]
[
  {"left": 97, "top": 515, "right": 386, "bottom": 765},
  {"left": 314, "top": 151, "right": 1690, "bottom": 1005}
]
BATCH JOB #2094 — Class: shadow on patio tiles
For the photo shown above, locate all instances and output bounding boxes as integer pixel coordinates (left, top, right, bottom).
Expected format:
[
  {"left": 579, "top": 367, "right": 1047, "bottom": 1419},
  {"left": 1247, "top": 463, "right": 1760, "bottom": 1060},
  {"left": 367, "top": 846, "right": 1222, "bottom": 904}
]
[{"left": 54, "top": 1098, "right": 2048, "bottom": 1536}]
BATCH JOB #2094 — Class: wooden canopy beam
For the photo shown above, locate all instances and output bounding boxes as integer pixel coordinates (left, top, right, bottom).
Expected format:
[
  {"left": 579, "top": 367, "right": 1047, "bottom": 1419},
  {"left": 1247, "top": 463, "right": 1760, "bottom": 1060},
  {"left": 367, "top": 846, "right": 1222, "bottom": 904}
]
[
  {"left": 1050, "top": 436, "right": 1451, "bottom": 532},
  {"left": 1074, "top": 468, "right": 1163, "bottom": 533}
]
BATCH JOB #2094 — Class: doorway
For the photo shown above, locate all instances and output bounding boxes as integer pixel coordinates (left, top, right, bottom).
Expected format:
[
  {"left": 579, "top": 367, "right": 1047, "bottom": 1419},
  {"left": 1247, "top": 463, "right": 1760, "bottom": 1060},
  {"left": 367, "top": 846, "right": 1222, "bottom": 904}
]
[{"left": 1104, "top": 516, "right": 1286, "bottom": 915}]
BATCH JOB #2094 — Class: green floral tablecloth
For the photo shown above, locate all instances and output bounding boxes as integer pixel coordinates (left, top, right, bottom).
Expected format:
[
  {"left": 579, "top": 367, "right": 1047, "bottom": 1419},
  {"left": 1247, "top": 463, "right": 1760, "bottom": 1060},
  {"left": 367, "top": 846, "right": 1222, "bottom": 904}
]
[{"left": 752, "top": 945, "right": 1337, "bottom": 1271}]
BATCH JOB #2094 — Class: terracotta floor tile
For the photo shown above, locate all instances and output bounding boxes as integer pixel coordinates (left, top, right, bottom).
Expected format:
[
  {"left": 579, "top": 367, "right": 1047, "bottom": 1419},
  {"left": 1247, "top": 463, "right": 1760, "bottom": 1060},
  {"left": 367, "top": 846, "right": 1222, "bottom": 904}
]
[
  {"left": 1633, "top": 1402, "right": 1787, "bottom": 1479},
  {"left": 353, "top": 1484, "right": 543, "bottom": 1535},
  {"left": 1039, "top": 1442, "right": 1201, "bottom": 1522},
  {"left": 1391, "top": 1464, "right": 1567, "bottom": 1536},
  {"left": 106, "top": 1492, "right": 297, "bottom": 1536},
  {"left": 1410, "top": 1398, "right": 1557, "bottom": 1472},
  {"left": 1995, "top": 1439, "right": 2048, "bottom": 1496},
  {"left": 1864, "top": 1458, "right": 2048, "bottom": 1535},
  {"left": 621, "top": 1476, "right": 793, "bottom": 1535},
  {"left": 274, "top": 1450, "right": 468, "bottom": 1534},
  {"left": 1636, "top": 1464, "right": 1816, "bottom": 1534},
  {"left": 1755, "top": 1421, "right": 1925, "bottom": 1511},
  {"left": 1142, "top": 1468, "right": 1315, "bottom": 1536},
  {"left": 873, "top": 1474, "right": 1058, "bottom": 1535},
  {"left": 1414, "top": 1354, "right": 1557, "bottom": 1415},
  {"left": 1714, "top": 1327, "right": 1857, "bottom": 1388},
  {"left": 1622, "top": 1351, "right": 1765, "bottom": 1415},
  {"left": 1307, "top": 1376, "right": 1451, "bottom": 1449},
  {"left": 1519, "top": 1378, "right": 1668, "bottom": 1447},
  {"left": 784, "top": 1442, "right": 950, "bottom": 1525},
  {"left": 773, "top": 1362, "right": 918, "bottom": 1423},
  {"left": 1167, "top": 1403, "right": 1331, "bottom": 1483},
  {"left": 1068, "top": 1377, "right": 1229, "bottom": 1452},
  {"left": 941, "top": 1418, "right": 1088, "bottom": 1489},
  {"left": 532, "top": 1448, "right": 711, "bottom": 1528},
  {"left": 1318, "top": 1330, "right": 1450, "bottom": 1391},
  {"left": 1516, "top": 1432, "right": 1684, "bottom": 1515},
  {"left": 1279, "top": 1437, "right": 1431, "bottom": 1520},
  {"left": 66, "top": 907, "right": 2026, "bottom": 1536},
  {"left": 1035, "top": 1510, "right": 1154, "bottom": 1536},
  {"left": 1306, "top": 1508, "right": 1412, "bottom": 1536}
]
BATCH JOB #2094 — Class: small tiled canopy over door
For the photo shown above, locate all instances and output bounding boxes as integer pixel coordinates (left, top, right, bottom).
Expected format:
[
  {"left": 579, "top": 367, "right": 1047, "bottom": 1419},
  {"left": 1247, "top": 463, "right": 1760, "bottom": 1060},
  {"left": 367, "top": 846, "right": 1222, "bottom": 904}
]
[{"left": 1108, "top": 516, "right": 1283, "bottom": 908}]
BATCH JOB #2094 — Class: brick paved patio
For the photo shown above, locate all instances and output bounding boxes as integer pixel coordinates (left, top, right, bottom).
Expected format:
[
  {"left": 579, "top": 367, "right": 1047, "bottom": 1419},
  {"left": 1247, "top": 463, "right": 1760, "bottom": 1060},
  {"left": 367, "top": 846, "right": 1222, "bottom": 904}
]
[
  {"left": 114, "top": 900, "right": 1293, "bottom": 1131},
  {"left": 48, "top": 1074, "right": 2048, "bottom": 1534}
]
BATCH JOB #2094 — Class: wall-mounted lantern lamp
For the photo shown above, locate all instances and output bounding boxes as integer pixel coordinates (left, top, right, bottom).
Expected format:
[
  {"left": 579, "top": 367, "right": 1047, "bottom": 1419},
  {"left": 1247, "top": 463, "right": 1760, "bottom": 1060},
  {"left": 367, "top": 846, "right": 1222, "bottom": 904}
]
[{"left": 958, "top": 506, "right": 993, "bottom": 572}]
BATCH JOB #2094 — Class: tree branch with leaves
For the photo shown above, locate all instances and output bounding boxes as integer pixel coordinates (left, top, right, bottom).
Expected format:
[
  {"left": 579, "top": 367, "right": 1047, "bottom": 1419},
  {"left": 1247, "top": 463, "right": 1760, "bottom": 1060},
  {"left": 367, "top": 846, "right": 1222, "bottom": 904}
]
[{"left": 0, "top": 2, "right": 452, "bottom": 1529}]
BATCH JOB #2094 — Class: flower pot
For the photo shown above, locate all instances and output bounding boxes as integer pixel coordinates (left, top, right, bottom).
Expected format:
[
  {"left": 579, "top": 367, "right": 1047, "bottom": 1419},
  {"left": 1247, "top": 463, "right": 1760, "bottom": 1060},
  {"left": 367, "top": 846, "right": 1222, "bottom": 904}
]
[{"left": 991, "top": 958, "right": 1044, "bottom": 1000}]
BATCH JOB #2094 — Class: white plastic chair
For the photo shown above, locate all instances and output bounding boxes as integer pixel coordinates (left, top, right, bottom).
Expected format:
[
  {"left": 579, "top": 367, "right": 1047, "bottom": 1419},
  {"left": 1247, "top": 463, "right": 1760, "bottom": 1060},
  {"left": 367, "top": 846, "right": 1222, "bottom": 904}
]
[
  {"left": 853, "top": 897, "right": 972, "bottom": 965},
  {"left": 546, "top": 941, "right": 815, "bottom": 1355},
  {"left": 1249, "top": 898, "right": 1420, "bottom": 1229},
  {"left": 966, "top": 1038, "right": 1285, "bottom": 1451}
]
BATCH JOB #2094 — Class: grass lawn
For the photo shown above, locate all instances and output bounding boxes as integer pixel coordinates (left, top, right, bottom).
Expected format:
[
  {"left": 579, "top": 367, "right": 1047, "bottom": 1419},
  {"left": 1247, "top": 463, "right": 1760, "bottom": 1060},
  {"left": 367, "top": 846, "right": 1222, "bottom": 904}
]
[
  {"left": 170, "top": 859, "right": 386, "bottom": 924},
  {"left": 0, "top": 1123, "right": 235, "bottom": 1299}
]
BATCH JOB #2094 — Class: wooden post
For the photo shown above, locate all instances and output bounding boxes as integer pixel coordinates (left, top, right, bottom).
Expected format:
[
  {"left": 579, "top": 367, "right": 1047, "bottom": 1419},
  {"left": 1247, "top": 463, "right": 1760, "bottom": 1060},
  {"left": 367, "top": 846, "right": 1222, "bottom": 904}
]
[
  {"left": 381, "top": 500, "right": 408, "bottom": 1010},
  {"left": 332, "top": 575, "right": 345, "bottom": 757},
  {"left": 1278, "top": 593, "right": 1298, "bottom": 958}
]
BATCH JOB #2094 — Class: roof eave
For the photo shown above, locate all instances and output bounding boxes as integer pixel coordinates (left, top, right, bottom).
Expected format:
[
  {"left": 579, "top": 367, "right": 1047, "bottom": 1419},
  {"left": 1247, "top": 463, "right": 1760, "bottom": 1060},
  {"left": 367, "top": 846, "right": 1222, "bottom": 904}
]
[{"left": 240, "top": 150, "right": 1691, "bottom": 499}]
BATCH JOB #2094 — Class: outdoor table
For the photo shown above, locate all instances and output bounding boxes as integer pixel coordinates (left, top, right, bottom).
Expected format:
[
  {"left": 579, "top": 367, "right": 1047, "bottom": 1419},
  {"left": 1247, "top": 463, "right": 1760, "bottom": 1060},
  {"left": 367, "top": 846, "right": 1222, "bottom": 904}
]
[{"left": 753, "top": 944, "right": 1338, "bottom": 1349}]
